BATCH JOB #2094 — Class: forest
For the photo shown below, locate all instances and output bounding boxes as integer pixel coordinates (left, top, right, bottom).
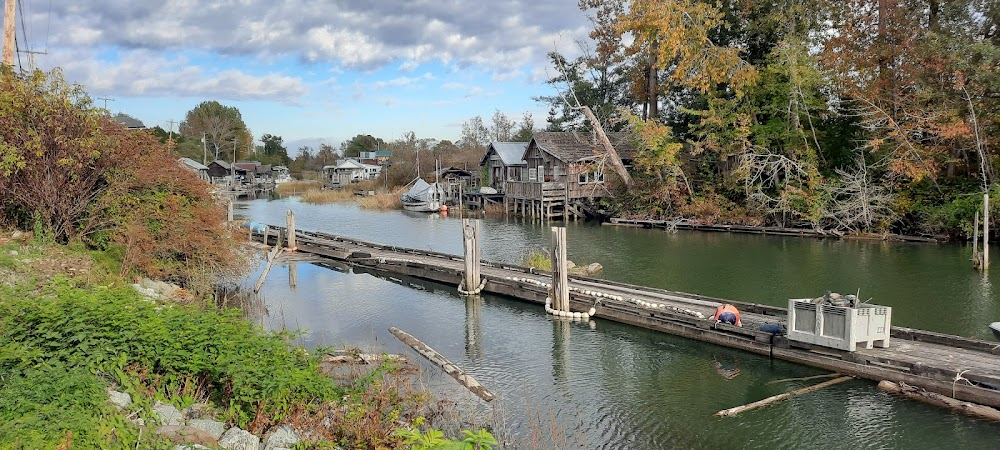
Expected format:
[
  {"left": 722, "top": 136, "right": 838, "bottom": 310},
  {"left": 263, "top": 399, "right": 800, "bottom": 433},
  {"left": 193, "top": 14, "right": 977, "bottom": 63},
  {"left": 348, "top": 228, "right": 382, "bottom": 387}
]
[{"left": 536, "top": 0, "right": 1000, "bottom": 238}]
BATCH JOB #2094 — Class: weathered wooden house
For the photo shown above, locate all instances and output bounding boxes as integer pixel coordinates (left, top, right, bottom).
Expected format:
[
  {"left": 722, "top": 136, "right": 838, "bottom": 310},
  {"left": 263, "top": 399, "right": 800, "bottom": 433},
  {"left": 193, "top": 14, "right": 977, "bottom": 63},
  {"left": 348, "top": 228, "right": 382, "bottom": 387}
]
[
  {"left": 178, "top": 157, "right": 209, "bottom": 180},
  {"left": 499, "top": 131, "right": 636, "bottom": 220},
  {"left": 480, "top": 142, "right": 528, "bottom": 190}
]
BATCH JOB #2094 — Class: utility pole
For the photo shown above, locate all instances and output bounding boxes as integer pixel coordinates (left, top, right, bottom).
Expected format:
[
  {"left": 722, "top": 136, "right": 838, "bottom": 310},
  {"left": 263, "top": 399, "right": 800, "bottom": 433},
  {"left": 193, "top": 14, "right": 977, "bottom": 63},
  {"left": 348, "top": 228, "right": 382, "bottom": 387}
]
[
  {"left": 201, "top": 133, "right": 207, "bottom": 165},
  {"left": 97, "top": 97, "right": 115, "bottom": 110},
  {"left": 2, "top": 0, "right": 14, "bottom": 68},
  {"left": 166, "top": 119, "right": 177, "bottom": 141}
]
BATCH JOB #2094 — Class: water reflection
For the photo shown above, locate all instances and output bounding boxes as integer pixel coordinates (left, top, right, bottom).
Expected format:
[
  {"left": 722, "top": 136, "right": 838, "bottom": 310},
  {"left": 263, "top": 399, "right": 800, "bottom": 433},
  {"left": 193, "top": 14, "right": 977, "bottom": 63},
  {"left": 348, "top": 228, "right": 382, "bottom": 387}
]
[{"left": 465, "top": 295, "right": 482, "bottom": 360}]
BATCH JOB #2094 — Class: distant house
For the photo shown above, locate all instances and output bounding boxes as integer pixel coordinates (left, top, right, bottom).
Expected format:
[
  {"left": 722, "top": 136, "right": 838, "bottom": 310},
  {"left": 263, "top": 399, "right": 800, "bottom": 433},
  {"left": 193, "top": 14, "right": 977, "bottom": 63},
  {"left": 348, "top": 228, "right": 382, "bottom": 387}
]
[
  {"left": 178, "top": 157, "right": 209, "bottom": 180},
  {"left": 435, "top": 166, "right": 477, "bottom": 187},
  {"left": 207, "top": 160, "right": 233, "bottom": 183},
  {"left": 323, "top": 159, "right": 382, "bottom": 186},
  {"left": 479, "top": 142, "right": 528, "bottom": 191},
  {"left": 112, "top": 114, "right": 145, "bottom": 129},
  {"left": 358, "top": 150, "right": 392, "bottom": 165}
]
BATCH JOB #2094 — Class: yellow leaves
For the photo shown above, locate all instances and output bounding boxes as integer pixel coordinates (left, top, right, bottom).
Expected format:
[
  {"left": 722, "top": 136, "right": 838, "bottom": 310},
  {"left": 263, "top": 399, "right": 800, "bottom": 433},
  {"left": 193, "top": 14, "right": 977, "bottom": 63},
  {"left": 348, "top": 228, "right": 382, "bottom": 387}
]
[{"left": 619, "top": 0, "right": 758, "bottom": 96}]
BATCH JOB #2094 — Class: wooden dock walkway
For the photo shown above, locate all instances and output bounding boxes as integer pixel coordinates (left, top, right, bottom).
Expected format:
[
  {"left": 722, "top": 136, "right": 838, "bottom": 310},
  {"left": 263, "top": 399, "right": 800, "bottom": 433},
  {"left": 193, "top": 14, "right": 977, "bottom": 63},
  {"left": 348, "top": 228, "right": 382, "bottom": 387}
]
[{"left": 255, "top": 226, "right": 1000, "bottom": 409}]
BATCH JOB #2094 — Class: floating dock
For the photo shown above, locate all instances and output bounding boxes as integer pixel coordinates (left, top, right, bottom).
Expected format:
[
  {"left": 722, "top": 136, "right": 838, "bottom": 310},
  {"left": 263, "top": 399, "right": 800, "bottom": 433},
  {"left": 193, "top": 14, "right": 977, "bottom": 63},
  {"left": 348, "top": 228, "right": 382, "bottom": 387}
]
[{"left": 255, "top": 226, "right": 1000, "bottom": 409}]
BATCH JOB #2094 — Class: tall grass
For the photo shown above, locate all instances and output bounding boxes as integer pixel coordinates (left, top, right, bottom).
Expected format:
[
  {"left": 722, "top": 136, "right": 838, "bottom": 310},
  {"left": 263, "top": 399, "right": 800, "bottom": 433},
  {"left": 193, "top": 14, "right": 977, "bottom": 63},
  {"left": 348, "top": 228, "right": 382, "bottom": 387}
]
[
  {"left": 523, "top": 250, "right": 552, "bottom": 271},
  {"left": 275, "top": 180, "right": 321, "bottom": 196},
  {"left": 357, "top": 191, "right": 402, "bottom": 210},
  {"left": 300, "top": 188, "right": 355, "bottom": 204}
]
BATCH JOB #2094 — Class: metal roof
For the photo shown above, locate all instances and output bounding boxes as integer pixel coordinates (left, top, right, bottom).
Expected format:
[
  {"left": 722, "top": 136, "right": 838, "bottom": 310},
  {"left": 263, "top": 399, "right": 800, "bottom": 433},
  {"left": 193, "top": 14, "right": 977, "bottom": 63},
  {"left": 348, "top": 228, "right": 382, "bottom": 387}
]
[
  {"left": 178, "top": 157, "right": 209, "bottom": 171},
  {"left": 481, "top": 142, "right": 529, "bottom": 166}
]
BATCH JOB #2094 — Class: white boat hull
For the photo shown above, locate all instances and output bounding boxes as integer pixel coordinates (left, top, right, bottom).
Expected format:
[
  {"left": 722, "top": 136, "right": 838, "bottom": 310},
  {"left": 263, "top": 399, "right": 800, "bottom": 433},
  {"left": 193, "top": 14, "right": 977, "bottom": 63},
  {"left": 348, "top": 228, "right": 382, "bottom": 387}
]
[{"left": 402, "top": 200, "right": 441, "bottom": 212}]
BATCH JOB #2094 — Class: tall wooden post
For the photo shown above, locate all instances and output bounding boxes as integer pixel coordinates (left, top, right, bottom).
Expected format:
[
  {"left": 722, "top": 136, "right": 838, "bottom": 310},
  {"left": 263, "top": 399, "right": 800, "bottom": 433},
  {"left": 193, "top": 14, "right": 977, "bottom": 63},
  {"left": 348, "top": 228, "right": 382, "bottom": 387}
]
[
  {"left": 551, "top": 227, "right": 569, "bottom": 312},
  {"left": 286, "top": 209, "right": 297, "bottom": 251},
  {"left": 563, "top": 182, "right": 569, "bottom": 222},
  {"left": 462, "top": 219, "right": 481, "bottom": 293},
  {"left": 288, "top": 261, "right": 298, "bottom": 289},
  {"left": 262, "top": 225, "right": 270, "bottom": 245},
  {"left": 974, "top": 211, "right": 980, "bottom": 267},
  {"left": 227, "top": 198, "right": 234, "bottom": 222},
  {"left": 984, "top": 193, "right": 990, "bottom": 270},
  {"left": 2, "top": 0, "right": 14, "bottom": 68}
]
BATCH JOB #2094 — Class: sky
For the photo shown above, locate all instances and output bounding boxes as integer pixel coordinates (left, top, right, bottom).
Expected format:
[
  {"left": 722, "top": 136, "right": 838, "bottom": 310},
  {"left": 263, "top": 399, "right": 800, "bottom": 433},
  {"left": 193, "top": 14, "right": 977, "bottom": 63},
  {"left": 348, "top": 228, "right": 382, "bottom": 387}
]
[{"left": 5, "top": 0, "right": 593, "bottom": 152}]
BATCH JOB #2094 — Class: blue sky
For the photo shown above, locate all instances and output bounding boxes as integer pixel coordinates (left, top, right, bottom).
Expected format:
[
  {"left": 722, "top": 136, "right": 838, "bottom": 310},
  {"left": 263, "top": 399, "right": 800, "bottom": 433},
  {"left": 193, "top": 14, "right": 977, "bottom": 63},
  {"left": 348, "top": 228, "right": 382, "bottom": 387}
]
[{"left": 6, "top": 0, "right": 593, "bottom": 151}]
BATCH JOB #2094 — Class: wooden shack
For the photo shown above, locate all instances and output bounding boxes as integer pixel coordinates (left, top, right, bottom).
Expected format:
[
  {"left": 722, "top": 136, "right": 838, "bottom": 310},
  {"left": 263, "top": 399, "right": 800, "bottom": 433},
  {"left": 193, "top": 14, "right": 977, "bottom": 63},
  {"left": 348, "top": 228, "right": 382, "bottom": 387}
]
[
  {"left": 480, "top": 142, "right": 528, "bottom": 191},
  {"left": 502, "top": 131, "right": 635, "bottom": 220}
]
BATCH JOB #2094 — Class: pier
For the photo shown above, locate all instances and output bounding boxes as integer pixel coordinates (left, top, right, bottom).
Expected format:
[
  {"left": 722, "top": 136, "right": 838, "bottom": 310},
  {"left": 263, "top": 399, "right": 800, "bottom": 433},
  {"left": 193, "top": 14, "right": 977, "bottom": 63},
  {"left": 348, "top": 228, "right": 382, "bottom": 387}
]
[{"left": 253, "top": 224, "right": 1000, "bottom": 411}]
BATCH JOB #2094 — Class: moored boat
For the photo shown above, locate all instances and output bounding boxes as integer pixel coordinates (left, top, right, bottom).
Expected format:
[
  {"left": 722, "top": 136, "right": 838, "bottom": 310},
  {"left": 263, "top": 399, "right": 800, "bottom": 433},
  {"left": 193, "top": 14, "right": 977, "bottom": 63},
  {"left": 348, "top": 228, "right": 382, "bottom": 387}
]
[{"left": 400, "top": 179, "right": 443, "bottom": 212}]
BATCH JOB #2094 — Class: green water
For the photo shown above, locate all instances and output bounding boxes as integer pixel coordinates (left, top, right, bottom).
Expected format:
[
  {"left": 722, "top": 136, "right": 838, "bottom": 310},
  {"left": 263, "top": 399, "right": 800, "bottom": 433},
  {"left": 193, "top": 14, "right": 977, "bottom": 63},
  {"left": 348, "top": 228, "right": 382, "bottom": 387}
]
[{"left": 243, "top": 198, "right": 1000, "bottom": 448}]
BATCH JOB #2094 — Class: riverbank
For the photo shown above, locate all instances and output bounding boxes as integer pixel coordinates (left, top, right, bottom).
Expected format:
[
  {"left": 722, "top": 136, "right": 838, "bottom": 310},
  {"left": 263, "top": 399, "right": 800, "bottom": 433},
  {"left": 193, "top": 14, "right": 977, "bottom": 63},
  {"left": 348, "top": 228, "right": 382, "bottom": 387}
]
[
  {"left": 606, "top": 217, "right": 946, "bottom": 243},
  {"left": 0, "top": 233, "right": 496, "bottom": 449}
]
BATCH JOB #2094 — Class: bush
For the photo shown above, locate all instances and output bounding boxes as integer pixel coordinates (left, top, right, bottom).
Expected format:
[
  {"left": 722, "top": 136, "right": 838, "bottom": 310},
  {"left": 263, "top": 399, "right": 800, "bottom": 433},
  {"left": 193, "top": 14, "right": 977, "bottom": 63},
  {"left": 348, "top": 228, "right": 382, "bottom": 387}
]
[{"left": 0, "top": 278, "right": 342, "bottom": 433}]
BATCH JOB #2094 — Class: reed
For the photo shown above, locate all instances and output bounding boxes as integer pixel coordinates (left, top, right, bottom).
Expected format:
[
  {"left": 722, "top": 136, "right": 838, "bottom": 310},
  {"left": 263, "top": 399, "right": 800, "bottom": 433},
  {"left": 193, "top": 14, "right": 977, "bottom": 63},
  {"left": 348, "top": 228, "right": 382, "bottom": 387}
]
[
  {"left": 358, "top": 191, "right": 402, "bottom": 210},
  {"left": 483, "top": 202, "right": 506, "bottom": 217},
  {"left": 300, "top": 188, "right": 355, "bottom": 204},
  {"left": 276, "top": 180, "right": 321, "bottom": 196}
]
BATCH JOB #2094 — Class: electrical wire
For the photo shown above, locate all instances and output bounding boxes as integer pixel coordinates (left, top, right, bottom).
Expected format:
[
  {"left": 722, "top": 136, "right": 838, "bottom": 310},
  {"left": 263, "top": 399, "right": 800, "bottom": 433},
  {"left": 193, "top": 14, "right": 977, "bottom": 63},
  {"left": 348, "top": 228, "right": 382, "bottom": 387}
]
[{"left": 17, "top": 0, "right": 30, "bottom": 69}]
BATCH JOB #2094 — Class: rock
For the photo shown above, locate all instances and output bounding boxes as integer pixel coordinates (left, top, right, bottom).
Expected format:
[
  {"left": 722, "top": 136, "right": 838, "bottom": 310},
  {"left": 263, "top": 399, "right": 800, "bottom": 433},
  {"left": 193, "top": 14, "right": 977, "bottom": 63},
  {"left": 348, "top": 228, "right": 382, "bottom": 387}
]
[
  {"left": 8, "top": 250, "right": 17, "bottom": 256},
  {"left": 566, "top": 260, "right": 576, "bottom": 269},
  {"left": 107, "top": 389, "right": 132, "bottom": 410},
  {"left": 218, "top": 427, "right": 260, "bottom": 450},
  {"left": 154, "top": 403, "right": 185, "bottom": 426},
  {"left": 263, "top": 425, "right": 300, "bottom": 450},
  {"left": 182, "top": 403, "right": 215, "bottom": 420},
  {"left": 132, "top": 283, "right": 161, "bottom": 299},
  {"left": 188, "top": 419, "right": 226, "bottom": 440},
  {"left": 155, "top": 425, "right": 217, "bottom": 446},
  {"left": 142, "top": 277, "right": 181, "bottom": 299},
  {"left": 173, "top": 446, "right": 211, "bottom": 450},
  {"left": 586, "top": 262, "right": 603, "bottom": 274}
]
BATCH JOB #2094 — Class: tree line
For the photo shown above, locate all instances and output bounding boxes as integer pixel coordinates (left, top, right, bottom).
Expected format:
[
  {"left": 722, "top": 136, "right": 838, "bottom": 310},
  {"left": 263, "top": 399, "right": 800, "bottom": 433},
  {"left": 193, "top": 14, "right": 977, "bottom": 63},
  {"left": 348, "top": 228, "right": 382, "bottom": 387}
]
[{"left": 536, "top": 0, "right": 1000, "bottom": 238}]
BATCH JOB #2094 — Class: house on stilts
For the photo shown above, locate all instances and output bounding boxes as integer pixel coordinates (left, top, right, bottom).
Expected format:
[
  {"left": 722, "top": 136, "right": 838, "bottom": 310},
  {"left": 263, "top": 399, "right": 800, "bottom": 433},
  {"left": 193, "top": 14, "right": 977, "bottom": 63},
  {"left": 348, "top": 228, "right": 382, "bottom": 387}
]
[{"left": 481, "top": 131, "right": 636, "bottom": 220}]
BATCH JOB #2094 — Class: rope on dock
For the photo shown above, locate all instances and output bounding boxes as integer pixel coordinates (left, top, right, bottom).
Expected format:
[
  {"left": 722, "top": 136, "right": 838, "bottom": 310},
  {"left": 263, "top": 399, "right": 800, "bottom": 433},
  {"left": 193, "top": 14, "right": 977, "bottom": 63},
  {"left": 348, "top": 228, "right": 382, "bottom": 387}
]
[{"left": 457, "top": 278, "right": 488, "bottom": 296}]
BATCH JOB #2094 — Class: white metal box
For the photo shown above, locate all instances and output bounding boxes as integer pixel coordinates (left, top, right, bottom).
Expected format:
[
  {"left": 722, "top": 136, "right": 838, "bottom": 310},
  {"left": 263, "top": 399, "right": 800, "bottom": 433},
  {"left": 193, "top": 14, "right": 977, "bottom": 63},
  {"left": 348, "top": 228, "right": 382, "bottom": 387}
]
[{"left": 786, "top": 299, "right": 892, "bottom": 352}]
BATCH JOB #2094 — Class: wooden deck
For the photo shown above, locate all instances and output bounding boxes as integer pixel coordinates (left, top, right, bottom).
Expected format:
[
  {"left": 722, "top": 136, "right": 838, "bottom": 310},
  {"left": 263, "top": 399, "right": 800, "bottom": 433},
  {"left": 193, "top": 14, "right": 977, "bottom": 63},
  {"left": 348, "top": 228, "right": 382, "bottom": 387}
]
[{"left": 257, "top": 226, "right": 1000, "bottom": 409}]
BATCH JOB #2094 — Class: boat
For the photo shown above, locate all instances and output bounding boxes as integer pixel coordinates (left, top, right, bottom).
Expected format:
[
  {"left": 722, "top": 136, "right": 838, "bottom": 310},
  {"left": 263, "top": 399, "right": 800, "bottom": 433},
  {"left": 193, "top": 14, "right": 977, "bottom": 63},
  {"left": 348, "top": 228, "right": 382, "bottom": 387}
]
[
  {"left": 991, "top": 322, "right": 1000, "bottom": 341},
  {"left": 400, "top": 178, "right": 444, "bottom": 212}
]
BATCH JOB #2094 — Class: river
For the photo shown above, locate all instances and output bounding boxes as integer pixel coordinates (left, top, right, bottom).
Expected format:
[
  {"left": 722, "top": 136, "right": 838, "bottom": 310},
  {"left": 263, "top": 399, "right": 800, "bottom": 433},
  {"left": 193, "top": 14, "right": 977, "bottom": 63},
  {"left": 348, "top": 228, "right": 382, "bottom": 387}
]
[{"left": 240, "top": 197, "right": 1000, "bottom": 449}]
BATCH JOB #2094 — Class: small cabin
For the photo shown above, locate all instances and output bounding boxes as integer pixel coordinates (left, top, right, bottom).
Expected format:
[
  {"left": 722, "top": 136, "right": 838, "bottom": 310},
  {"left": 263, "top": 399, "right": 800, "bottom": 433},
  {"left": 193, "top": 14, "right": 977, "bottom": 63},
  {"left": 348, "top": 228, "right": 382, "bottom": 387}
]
[
  {"left": 178, "top": 157, "right": 209, "bottom": 180},
  {"left": 323, "top": 159, "right": 381, "bottom": 187},
  {"left": 499, "top": 131, "right": 636, "bottom": 219},
  {"left": 480, "top": 142, "right": 528, "bottom": 191}
]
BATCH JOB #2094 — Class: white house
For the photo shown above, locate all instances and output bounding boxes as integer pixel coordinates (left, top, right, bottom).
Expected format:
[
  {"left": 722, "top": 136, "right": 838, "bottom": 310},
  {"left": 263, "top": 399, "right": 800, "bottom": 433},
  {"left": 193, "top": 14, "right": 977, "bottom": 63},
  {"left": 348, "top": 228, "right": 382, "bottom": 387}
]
[{"left": 322, "top": 159, "right": 382, "bottom": 186}]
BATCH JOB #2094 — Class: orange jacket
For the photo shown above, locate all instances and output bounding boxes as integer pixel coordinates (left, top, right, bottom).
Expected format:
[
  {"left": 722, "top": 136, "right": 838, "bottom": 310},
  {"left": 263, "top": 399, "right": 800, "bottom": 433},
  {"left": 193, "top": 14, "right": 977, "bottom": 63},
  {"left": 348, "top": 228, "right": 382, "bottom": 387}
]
[{"left": 713, "top": 304, "right": 742, "bottom": 326}]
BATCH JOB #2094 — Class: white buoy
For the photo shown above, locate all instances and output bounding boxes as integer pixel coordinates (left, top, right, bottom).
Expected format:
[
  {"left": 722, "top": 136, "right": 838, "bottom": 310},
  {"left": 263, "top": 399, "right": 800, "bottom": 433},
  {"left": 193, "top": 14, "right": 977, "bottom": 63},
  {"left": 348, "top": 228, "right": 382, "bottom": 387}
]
[{"left": 588, "top": 307, "right": 597, "bottom": 316}]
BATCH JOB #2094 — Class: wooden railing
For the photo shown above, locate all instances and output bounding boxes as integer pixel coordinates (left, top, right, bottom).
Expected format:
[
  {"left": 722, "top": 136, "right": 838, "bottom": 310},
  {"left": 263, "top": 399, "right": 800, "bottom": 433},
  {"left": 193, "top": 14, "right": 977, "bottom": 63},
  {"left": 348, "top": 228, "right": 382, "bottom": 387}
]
[{"left": 503, "top": 181, "right": 571, "bottom": 200}]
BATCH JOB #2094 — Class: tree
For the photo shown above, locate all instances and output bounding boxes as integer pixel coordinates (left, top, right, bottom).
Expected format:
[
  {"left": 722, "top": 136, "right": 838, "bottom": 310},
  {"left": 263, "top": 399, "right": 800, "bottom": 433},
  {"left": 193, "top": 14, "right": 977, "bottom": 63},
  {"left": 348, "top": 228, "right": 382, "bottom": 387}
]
[
  {"left": 490, "top": 110, "right": 515, "bottom": 142},
  {"left": 260, "top": 134, "right": 290, "bottom": 166},
  {"left": 513, "top": 113, "right": 535, "bottom": 141},
  {"left": 179, "top": 100, "right": 247, "bottom": 162},
  {"left": 340, "top": 134, "right": 386, "bottom": 158},
  {"left": 459, "top": 116, "right": 490, "bottom": 149}
]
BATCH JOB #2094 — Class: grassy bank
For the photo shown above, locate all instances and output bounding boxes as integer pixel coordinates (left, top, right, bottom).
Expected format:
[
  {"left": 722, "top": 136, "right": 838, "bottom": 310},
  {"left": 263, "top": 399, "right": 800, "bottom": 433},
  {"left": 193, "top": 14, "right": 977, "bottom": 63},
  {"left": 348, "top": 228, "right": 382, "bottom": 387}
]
[
  {"left": 0, "top": 236, "right": 495, "bottom": 449},
  {"left": 290, "top": 179, "right": 404, "bottom": 210}
]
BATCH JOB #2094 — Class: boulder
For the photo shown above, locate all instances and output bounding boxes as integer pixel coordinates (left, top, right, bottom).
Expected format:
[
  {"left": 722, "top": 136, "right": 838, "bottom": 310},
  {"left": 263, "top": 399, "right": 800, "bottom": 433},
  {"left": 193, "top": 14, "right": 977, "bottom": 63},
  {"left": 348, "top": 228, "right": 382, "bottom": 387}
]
[
  {"left": 263, "top": 425, "right": 300, "bottom": 450},
  {"left": 154, "top": 403, "right": 184, "bottom": 426},
  {"left": 586, "top": 262, "right": 603, "bottom": 274},
  {"left": 155, "top": 425, "right": 217, "bottom": 446},
  {"left": 188, "top": 419, "right": 226, "bottom": 440},
  {"left": 107, "top": 389, "right": 132, "bottom": 410},
  {"left": 182, "top": 403, "right": 215, "bottom": 420},
  {"left": 218, "top": 427, "right": 260, "bottom": 450}
]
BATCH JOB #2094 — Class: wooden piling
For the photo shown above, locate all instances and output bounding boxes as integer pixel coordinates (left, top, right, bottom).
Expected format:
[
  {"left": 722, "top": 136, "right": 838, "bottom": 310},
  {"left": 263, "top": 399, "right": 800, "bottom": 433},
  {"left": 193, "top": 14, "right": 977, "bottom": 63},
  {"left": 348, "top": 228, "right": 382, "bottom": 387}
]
[
  {"left": 974, "top": 211, "right": 980, "bottom": 267},
  {"left": 462, "top": 219, "right": 481, "bottom": 293},
  {"left": 286, "top": 209, "right": 297, "bottom": 251},
  {"left": 551, "top": 227, "right": 569, "bottom": 312},
  {"left": 227, "top": 198, "right": 234, "bottom": 222},
  {"left": 984, "top": 193, "right": 990, "bottom": 270},
  {"left": 389, "top": 327, "right": 494, "bottom": 401}
]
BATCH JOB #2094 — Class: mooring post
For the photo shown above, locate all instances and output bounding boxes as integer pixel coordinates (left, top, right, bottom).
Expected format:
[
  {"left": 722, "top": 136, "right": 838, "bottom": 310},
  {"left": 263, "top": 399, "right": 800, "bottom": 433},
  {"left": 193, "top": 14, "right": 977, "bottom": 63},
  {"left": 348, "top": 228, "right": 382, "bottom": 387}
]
[
  {"left": 984, "top": 193, "right": 990, "bottom": 270},
  {"left": 227, "top": 197, "right": 234, "bottom": 222},
  {"left": 288, "top": 261, "right": 298, "bottom": 289},
  {"left": 974, "top": 211, "right": 981, "bottom": 267},
  {"left": 551, "top": 226, "right": 569, "bottom": 312},
  {"left": 262, "top": 225, "right": 269, "bottom": 245},
  {"left": 462, "top": 218, "right": 482, "bottom": 293},
  {"left": 286, "top": 209, "right": 297, "bottom": 251}
]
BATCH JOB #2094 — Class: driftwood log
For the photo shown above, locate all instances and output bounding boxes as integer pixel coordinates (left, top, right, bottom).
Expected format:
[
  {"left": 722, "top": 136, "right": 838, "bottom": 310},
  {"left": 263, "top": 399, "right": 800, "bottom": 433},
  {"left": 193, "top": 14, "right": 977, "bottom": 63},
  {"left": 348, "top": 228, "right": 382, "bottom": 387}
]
[
  {"left": 766, "top": 373, "right": 841, "bottom": 385},
  {"left": 716, "top": 376, "right": 853, "bottom": 417},
  {"left": 878, "top": 380, "right": 1000, "bottom": 423},
  {"left": 389, "top": 327, "right": 494, "bottom": 402}
]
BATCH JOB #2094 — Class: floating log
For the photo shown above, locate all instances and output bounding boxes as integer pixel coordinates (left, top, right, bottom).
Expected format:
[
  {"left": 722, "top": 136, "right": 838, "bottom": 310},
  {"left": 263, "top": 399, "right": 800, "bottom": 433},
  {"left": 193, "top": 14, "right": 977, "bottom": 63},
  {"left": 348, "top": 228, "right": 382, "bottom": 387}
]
[
  {"left": 253, "top": 234, "right": 284, "bottom": 293},
  {"left": 766, "top": 373, "right": 841, "bottom": 385},
  {"left": 389, "top": 327, "right": 494, "bottom": 402},
  {"left": 878, "top": 380, "right": 1000, "bottom": 423},
  {"left": 322, "top": 351, "right": 407, "bottom": 365},
  {"left": 716, "top": 376, "right": 853, "bottom": 417}
]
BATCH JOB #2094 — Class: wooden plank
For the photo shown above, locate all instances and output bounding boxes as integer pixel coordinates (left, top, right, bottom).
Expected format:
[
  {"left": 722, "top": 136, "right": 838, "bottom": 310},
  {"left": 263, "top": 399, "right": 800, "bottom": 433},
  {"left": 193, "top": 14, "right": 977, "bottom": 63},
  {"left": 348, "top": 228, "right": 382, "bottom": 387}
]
[
  {"left": 716, "top": 376, "right": 853, "bottom": 417},
  {"left": 389, "top": 327, "right": 494, "bottom": 402}
]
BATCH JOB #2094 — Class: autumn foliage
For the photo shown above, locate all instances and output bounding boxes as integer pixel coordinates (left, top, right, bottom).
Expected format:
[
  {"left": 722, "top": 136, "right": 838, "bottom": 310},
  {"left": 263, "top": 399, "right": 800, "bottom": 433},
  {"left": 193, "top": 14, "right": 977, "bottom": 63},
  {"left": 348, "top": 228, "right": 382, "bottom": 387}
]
[{"left": 0, "top": 68, "right": 246, "bottom": 290}]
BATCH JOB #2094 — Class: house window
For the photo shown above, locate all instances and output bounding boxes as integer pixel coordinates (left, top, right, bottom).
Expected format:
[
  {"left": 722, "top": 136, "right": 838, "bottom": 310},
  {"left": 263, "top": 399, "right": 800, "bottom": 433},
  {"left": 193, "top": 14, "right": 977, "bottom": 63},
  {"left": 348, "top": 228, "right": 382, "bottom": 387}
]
[
  {"left": 579, "top": 172, "right": 587, "bottom": 183},
  {"left": 528, "top": 168, "right": 537, "bottom": 181}
]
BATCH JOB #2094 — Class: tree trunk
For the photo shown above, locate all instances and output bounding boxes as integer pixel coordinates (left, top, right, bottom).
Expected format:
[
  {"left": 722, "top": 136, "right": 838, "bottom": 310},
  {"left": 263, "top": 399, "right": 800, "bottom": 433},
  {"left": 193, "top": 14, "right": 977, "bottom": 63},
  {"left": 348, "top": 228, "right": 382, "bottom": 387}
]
[{"left": 647, "top": 45, "right": 659, "bottom": 120}]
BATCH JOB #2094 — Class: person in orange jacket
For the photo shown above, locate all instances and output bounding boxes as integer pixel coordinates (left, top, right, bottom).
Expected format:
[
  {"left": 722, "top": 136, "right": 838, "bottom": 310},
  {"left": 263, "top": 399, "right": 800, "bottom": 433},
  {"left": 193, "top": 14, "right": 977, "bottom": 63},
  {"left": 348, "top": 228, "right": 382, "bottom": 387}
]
[{"left": 711, "top": 304, "right": 742, "bottom": 327}]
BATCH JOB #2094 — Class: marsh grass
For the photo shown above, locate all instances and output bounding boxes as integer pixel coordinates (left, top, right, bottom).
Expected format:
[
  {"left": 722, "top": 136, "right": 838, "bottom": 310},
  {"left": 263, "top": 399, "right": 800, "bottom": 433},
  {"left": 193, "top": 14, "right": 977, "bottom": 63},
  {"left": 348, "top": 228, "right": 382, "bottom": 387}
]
[
  {"left": 275, "top": 180, "right": 321, "bottom": 196},
  {"left": 357, "top": 191, "right": 402, "bottom": 210},
  {"left": 300, "top": 188, "right": 355, "bottom": 203},
  {"left": 523, "top": 249, "right": 552, "bottom": 271}
]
